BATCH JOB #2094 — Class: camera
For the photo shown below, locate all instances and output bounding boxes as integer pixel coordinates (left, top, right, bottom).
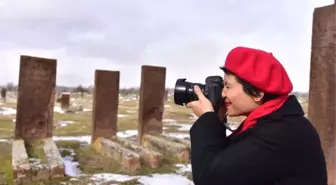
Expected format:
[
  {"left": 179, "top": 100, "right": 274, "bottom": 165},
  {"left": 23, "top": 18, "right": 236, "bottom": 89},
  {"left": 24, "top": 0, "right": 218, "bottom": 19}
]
[{"left": 173, "top": 76, "right": 224, "bottom": 113}]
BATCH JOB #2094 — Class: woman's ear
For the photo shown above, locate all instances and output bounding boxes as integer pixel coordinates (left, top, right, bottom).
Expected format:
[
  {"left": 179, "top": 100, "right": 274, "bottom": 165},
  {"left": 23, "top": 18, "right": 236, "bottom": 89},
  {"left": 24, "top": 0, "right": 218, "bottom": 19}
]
[{"left": 253, "top": 92, "right": 264, "bottom": 103}]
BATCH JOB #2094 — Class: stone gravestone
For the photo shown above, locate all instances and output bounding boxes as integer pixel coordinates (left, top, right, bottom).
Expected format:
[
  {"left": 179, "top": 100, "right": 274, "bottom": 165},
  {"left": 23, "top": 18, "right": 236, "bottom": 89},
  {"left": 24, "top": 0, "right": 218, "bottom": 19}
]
[
  {"left": 91, "top": 70, "right": 120, "bottom": 144},
  {"left": 15, "top": 55, "right": 56, "bottom": 142},
  {"left": 1, "top": 88, "right": 6, "bottom": 102},
  {"left": 308, "top": 3, "right": 335, "bottom": 185},
  {"left": 137, "top": 65, "right": 166, "bottom": 144},
  {"left": 61, "top": 93, "right": 70, "bottom": 109}
]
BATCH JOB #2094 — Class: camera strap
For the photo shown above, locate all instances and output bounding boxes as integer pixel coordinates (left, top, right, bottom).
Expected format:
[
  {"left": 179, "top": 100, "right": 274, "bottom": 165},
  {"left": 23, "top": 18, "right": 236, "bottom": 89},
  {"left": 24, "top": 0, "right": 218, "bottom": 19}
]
[{"left": 222, "top": 121, "right": 234, "bottom": 132}]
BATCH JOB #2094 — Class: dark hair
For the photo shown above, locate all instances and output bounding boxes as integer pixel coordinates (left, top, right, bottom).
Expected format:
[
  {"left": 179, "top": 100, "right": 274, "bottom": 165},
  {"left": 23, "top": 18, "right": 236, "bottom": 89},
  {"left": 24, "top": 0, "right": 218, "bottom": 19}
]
[{"left": 220, "top": 66, "right": 280, "bottom": 103}]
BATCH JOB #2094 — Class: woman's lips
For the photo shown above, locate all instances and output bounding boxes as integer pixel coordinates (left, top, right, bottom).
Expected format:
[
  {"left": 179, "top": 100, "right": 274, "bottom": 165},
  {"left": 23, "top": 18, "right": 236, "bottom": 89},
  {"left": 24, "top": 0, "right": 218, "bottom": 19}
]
[{"left": 225, "top": 102, "right": 231, "bottom": 107}]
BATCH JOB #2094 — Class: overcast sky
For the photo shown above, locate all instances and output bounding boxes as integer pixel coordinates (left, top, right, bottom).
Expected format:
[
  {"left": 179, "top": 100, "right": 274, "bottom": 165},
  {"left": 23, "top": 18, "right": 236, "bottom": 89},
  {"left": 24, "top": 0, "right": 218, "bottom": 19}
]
[{"left": 0, "top": 0, "right": 333, "bottom": 91}]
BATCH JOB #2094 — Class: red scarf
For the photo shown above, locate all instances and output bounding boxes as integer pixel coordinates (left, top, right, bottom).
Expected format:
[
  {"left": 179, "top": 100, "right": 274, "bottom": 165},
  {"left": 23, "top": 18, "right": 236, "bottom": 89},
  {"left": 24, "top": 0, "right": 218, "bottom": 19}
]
[{"left": 232, "top": 95, "right": 289, "bottom": 135}]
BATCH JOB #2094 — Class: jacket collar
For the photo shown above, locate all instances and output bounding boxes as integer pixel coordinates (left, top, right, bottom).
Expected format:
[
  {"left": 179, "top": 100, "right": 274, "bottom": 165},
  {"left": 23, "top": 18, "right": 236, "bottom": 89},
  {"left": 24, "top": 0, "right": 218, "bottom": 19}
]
[{"left": 260, "top": 95, "right": 305, "bottom": 121}]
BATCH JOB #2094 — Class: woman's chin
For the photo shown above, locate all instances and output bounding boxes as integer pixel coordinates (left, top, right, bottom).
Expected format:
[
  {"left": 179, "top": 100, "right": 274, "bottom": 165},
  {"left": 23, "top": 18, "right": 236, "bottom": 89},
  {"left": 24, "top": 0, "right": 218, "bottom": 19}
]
[{"left": 227, "top": 111, "right": 242, "bottom": 117}]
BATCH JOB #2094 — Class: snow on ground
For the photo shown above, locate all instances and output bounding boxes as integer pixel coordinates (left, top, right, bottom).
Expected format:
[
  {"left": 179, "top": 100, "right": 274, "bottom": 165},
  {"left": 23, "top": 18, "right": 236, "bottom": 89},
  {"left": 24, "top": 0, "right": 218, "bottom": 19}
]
[
  {"left": 126, "top": 109, "right": 136, "bottom": 113},
  {"left": 57, "top": 121, "right": 76, "bottom": 127},
  {"left": 164, "top": 132, "right": 190, "bottom": 139},
  {"left": 59, "top": 148, "right": 82, "bottom": 177},
  {"left": 52, "top": 130, "right": 139, "bottom": 145},
  {"left": 176, "top": 164, "right": 192, "bottom": 173},
  {"left": 163, "top": 119, "right": 192, "bottom": 131},
  {"left": 117, "top": 114, "right": 129, "bottom": 118},
  {"left": 53, "top": 135, "right": 91, "bottom": 144},
  {"left": 88, "top": 165, "right": 193, "bottom": 185},
  {"left": 117, "top": 130, "right": 138, "bottom": 138},
  {"left": 0, "top": 107, "right": 16, "bottom": 115},
  {"left": 164, "top": 122, "right": 192, "bottom": 131},
  {"left": 0, "top": 138, "right": 9, "bottom": 142},
  {"left": 89, "top": 173, "right": 194, "bottom": 185},
  {"left": 82, "top": 108, "right": 92, "bottom": 112},
  {"left": 137, "top": 174, "right": 193, "bottom": 185},
  {"left": 54, "top": 106, "right": 65, "bottom": 113}
]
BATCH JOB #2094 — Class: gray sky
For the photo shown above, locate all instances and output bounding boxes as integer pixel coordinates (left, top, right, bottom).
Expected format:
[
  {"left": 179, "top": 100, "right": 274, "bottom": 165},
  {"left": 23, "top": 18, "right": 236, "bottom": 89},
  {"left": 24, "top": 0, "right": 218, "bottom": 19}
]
[{"left": 0, "top": 0, "right": 333, "bottom": 91}]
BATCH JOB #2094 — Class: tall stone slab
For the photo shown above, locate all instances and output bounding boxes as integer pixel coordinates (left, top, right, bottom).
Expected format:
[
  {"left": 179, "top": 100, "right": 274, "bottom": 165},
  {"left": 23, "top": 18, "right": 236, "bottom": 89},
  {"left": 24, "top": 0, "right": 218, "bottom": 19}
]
[
  {"left": 15, "top": 55, "right": 57, "bottom": 142},
  {"left": 91, "top": 70, "right": 120, "bottom": 144},
  {"left": 137, "top": 65, "right": 166, "bottom": 144},
  {"left": 1, "top": 88, "right": 6, "bottom": 102},
  {"left": 60, "top": 93, "right": 70, "bottom": 109},
  {"left": 308, "top": 3, "right": 336, "bottom": 185}
]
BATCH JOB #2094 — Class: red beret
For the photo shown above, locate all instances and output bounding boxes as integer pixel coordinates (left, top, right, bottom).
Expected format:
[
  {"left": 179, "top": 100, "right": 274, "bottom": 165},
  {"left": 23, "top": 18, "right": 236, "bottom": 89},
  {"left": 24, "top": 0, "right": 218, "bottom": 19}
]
[{"left": 224, "top": 46, "right": 293, "bottom": 95}]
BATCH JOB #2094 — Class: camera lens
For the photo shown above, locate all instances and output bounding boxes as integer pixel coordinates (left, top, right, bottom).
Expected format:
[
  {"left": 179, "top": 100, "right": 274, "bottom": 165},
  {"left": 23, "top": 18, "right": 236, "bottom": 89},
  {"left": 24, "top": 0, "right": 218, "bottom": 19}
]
[
  {"left": 174, "top": 78, "right": 188, "bottom": 105},
  {"left": 174, "top": 78, "right": 203, "bottom": 106}
]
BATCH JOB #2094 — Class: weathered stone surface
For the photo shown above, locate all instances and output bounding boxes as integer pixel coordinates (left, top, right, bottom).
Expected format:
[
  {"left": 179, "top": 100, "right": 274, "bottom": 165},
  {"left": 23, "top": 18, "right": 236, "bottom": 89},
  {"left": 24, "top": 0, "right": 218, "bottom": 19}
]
[
  {"left": 43, "top": 137, "right": 65, "bottom": 178},
  {"left": 12, "top": 139, "right": 31, "bottom": 183},
  {"left": 308, "top": 4, "right": 336, "bottom": 185},
  {"left": 15, "top": 55, "right": 56, "bottom": 142},
  {"left": 142, "top": 134, "right": 189, "bottom": 162},
  {"left": 137, "top": 66, "right": 166, "bottom": 144},
  {"left": 115, "top": 137, "right": 163, "bottom": 168},
  {"left": 29, "top": 157, "right": 50, "bottom": 181},
  {"left": 161, "top": 134, "right": 191, "bottom": 149},
  {"left": 61, "top": 93, "right": 70, "bottom": 109},
  {"left": 92, "top": 137, "right": 141, "bottom": 171},
  {"left": 91, "top": 70, "right": 120, "bottom": 144}
]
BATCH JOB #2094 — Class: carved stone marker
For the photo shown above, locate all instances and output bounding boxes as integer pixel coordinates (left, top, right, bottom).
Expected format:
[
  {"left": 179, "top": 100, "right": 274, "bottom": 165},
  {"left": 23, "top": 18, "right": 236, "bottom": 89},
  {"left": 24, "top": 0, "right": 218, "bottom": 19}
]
[
  {"left": 92, "top": 137, "right": 141, "bottom": 171},
  {"left": 1, "top": 88, "right": 6, "bottom": 101},
  {"left": 60, "top": 93, "right": 70, "bottom": 109},
  {"left": 308, "top": 3, "right": 336, "bottom": 185},
  {"left": 115, "top": 137, "right": 163, "bottom": 168},
  {"left": 15, "top": 55, "right": 56, "bottom": 142},
  {"left": 137, "top": 65, "right": 166, "bottom": 144},
  {"left": 91, "top": 70, "right": 120, "bottom": 144}
]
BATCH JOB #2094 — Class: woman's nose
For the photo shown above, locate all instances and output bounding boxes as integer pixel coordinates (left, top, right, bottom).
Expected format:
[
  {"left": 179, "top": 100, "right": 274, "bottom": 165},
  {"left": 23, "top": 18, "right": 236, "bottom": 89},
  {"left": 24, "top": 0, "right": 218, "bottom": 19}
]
[{"left": 221, "top": 89, "right": 227, "bottom": 98}]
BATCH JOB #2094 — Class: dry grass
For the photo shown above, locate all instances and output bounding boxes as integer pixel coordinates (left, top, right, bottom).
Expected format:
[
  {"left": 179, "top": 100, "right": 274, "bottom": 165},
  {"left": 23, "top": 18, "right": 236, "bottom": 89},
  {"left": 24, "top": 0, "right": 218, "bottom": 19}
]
[
  {"left": 0, "top": 142, "right": 12, "bottom": 185},
  {"left": 0, "top": 93, "right": 196, "bottom": 184}
]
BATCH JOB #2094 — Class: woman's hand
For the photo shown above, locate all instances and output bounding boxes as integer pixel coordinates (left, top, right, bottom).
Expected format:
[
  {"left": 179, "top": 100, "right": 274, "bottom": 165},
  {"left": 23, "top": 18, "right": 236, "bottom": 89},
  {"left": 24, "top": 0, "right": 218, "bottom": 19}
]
[{"left": 186, "top": 85, "right": 214, "bottom": 117}]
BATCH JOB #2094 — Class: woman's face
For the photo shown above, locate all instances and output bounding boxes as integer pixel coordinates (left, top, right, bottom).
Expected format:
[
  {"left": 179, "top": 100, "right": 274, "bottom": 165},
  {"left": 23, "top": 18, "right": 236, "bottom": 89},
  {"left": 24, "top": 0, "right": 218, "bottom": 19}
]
[{"left": 222, "top": 74, "right": 261, "bottom": 117}]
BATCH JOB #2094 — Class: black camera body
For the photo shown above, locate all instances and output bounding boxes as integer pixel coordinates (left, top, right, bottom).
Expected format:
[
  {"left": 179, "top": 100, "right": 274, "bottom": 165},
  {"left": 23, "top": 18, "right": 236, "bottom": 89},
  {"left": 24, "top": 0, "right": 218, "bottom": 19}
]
[{"left": 173, "top": 76, "right": 224, "bottom": 113}]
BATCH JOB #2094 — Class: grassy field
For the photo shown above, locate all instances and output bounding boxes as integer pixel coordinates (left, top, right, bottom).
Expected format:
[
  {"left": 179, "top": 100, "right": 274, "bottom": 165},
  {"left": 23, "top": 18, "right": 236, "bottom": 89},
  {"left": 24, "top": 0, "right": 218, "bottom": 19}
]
[{"left": 0, "top": 92, "right": 214, "bottom": 185}]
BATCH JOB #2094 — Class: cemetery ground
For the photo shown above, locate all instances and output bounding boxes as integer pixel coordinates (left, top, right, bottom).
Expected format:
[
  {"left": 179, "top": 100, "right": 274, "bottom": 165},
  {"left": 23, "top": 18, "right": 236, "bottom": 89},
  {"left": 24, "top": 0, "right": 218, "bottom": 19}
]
[
  {"left": 0, "top": 92, "right": 241, "bottom": 185},
  {"left": 0, "top": 92, "right": 308, "bottom": 185}
]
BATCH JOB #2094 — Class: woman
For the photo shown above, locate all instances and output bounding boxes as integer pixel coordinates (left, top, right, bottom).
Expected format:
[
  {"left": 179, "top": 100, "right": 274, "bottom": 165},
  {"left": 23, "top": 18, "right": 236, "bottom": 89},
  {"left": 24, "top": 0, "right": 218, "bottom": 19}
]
[{"left": 186, "top": 46, "right": 328, "bottom": 185}]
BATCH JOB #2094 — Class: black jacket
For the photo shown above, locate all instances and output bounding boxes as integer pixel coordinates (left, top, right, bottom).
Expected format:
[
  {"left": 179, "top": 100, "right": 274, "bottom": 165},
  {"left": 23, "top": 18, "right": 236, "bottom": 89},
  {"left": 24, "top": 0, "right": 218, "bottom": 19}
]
[{"left": 189, "top": 95, "right": 328, "bottom": 185}]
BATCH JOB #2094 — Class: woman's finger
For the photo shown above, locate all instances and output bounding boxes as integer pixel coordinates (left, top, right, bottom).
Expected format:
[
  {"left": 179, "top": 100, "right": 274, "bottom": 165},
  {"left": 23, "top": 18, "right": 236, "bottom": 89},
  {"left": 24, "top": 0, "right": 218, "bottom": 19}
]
[{"left": 194, "top": 85, "right": 206, "bottom": 100}]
